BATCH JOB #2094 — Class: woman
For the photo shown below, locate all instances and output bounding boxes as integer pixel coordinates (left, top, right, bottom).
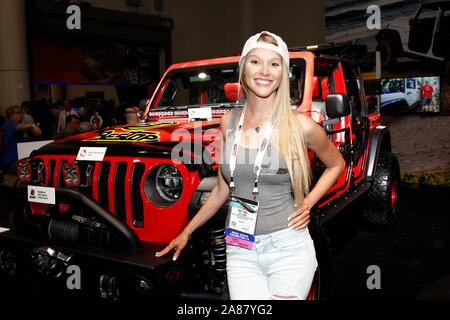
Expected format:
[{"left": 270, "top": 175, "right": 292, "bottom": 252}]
[
  {"left": 156, "top": 31, "right": 345, "bottom": 299},
  {"left": 0, "top": 105, "right": 42, "bottom": 169}
]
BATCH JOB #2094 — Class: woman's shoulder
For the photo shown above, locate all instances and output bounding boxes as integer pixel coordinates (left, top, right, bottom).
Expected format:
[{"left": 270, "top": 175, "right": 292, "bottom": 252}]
[
  {"left": 294, "top": 111, "right": 323, "bottom": 139},
  {"left": 295, "top": 111, "right": 316, "bottom": 129},
  {"left": 220, "top": 107, "right": 242, "bottom": 137}
]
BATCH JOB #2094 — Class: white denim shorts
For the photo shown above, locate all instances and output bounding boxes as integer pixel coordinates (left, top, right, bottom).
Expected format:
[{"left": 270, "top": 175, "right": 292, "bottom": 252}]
[{"left": 226, "top": 227, "right": 317, "bottom": 300}]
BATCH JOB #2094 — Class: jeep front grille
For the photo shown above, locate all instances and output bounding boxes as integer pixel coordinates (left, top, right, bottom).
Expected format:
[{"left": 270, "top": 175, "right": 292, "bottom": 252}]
[
  {"left": 33, "top": 155, "right": 196, "bottom": 243},
  {"left": 42, "top": 156, "right": 144, "bottom": 228}
]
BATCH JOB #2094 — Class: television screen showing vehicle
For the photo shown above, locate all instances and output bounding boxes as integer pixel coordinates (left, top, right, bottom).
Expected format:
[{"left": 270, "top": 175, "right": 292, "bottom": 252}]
[{"left": 380, "top": 76, "right": 440, "bottom": 113}]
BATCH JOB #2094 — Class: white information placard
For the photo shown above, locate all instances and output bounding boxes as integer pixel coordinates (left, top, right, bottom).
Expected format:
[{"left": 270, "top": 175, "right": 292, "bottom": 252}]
[
  {"left": 188, "top": 107, "right": 212, "bottom": 121},
  {"left": 76, "top": 147, "right": 107, "bottom": 161},
  {"left": 28, "top": 185, "right": 56, "bottom": 205}
]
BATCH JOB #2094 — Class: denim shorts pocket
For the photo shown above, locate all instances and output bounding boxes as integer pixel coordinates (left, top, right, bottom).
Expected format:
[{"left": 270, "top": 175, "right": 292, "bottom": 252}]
[{"left": 272, "top": 228, "right": 308, "bottom": 253}]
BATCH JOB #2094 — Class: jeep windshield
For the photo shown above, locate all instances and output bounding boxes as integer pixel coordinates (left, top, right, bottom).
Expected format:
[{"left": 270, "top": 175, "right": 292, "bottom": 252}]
[{"left": 150, "top": 60, "right": 306, "bottom": 110}]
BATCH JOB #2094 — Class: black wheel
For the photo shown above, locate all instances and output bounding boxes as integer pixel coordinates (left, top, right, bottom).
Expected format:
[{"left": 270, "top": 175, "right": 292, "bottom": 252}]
[
  {"left": 376, "top": 39, "right": 397, "bottom": 68},
  {"left": 307, "top": 214, "right": 331, "bottom": 300},
  {"left": 362, "top": 151, "right": 400, "bottom": 230}
]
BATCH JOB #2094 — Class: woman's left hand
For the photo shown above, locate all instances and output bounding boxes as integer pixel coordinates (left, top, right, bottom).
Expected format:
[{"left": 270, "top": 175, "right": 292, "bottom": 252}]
[{"left": 288, "top": 202, "right": 311, "bottom": 230}]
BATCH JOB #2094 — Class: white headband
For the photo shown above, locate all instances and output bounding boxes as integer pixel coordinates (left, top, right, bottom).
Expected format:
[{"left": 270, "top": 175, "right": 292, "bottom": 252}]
[{"left": 239, "top": 31, "right": 289, "bottom": 67}]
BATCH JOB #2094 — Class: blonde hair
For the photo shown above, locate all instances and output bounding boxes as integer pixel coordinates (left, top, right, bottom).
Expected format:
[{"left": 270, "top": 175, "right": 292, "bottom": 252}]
[{"left": 239, "top": 34, "right": 311, "bottom": 208}]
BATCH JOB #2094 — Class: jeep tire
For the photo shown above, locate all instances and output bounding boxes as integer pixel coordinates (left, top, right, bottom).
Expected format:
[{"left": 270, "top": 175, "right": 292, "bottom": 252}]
[
  {"left": 362, "top": 151, "right": 400, "bottom": 230},
  {"left": 376, "top": 39, "right": 397, "bottom": 68}
]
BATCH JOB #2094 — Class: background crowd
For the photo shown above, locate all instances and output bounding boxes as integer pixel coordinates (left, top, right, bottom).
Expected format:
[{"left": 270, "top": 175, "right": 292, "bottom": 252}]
[{"left": 0, "top": 98, "right": 139, "bottom": 173}]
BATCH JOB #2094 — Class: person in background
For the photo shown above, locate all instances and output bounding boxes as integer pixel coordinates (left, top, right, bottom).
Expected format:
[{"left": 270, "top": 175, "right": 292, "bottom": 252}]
[
  {"left": 57, "top": 114, "right": 81, "bottom": 139},
  {"left": 20, "top": 101, "right": 35, "bottom": 140},
  {"left": 20, "top": 101, "right": 35, "bottom": 124},
  {"left": 0, "top": 105, "right": 42, "bottom": 171},
  {"left": 420, "top": 80, "right": 434, "bottom": 111},
  {"left": 57, "top": 99, "right": 80, "bottom": 135}
]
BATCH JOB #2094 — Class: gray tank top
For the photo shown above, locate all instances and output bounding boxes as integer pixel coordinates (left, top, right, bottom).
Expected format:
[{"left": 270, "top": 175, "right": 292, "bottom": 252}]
[{"left": 220, "top": 107, "right": 296, "bottom": 236}]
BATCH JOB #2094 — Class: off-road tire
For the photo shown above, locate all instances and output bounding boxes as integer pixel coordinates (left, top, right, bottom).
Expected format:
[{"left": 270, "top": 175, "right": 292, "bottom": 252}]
[
  {"left": 362, "top": 151, "right": 400, "bottom": 230},
  {"left": 376, "top": 39, "right": 397, "bottom": 68}
]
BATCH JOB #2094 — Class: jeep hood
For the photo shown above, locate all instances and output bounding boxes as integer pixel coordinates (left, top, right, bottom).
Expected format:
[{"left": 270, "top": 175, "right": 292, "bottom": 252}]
[{"left": 32, "top": 121, "right": 221, "bottom": 161}]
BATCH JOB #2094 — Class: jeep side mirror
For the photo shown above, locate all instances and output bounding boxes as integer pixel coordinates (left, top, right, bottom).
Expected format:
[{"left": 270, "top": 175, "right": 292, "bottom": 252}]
[{"left": 325, "top": 93, "right": 351, "bottom": 119}]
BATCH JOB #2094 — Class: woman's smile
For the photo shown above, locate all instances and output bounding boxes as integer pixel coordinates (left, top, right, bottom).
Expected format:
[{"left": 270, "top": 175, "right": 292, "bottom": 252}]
[
  {"left": 244, "top": 47, "right": 283, "bottom": 100},
  {"left": 254, "top": 78, "right": 273, "bottom": 86}
]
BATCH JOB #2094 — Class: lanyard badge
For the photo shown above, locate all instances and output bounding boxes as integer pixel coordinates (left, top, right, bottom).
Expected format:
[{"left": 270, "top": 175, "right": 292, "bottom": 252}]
[
  {"left": 225, "top": 106, "right": 273, "bottom": 249},
  {"left": 225, "top": 195, "right": 259, "bottom": 249}
]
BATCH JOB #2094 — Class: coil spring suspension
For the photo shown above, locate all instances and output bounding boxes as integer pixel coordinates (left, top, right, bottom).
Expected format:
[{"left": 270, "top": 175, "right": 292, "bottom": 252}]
[{"left": 206, "top": 227, "right": 227, "bottom": 294}]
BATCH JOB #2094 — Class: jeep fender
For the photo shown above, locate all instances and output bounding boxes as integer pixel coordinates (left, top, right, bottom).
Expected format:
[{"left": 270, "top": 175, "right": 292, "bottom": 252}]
[
  {"left": 365, "top": 126, "right": 392, "bottom": 181},
  {"left": 375, "top": 29, "right": 403, "bottom": 55},
  {"left": 187, "top": 176, "right": 218, "bottom": 220}
]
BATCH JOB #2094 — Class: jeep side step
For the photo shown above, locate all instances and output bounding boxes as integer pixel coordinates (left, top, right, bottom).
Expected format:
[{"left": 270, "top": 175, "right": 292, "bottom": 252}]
[{"left": 316, "top": 181, "right": 371, "bottom": 223}]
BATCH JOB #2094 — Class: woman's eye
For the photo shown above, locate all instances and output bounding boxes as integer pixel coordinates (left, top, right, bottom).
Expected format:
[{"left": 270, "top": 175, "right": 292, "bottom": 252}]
[
  {"left": 272, "top": 62, "right": 280, "bottom": 67},
  {"left": 250, "top": 60, "right": 259, "bottom": 64}
]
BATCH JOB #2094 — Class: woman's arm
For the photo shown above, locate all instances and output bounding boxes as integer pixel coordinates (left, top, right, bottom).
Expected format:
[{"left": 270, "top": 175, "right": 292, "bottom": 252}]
[
  {"left": 302, "top": 114, "right": 345, "bottom": 207},
  {"left": 156, "top": 111, "right": 233, "bottom": 260},
  {"left": 288, "top": 114, "right": 345, "bottom": 229}
]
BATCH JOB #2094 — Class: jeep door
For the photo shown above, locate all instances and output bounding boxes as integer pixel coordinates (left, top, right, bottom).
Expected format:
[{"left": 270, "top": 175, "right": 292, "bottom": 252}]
[
  {"left": 408, "top": 5, "right": 439, "bottom": 54},
  {"left": 405, "top": 78, "right": 421, "bottom": 108},
  {"left": 432, "top": 6, "right": 450, "bottom": 58}
]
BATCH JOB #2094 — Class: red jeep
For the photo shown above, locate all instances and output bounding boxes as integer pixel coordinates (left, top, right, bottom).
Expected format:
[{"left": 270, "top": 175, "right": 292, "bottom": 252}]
[{"left": 0, "top": 51, "right": 399, "bottom": 301}]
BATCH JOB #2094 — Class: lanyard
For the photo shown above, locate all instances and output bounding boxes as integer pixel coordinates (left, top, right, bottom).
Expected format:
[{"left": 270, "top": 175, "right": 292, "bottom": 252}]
[{"left": 229, "top": 106, "right": 273, "bottom": 199}]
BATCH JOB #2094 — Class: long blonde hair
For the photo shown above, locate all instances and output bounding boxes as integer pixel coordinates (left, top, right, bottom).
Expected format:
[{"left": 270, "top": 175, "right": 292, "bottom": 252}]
[{"left": 239, "top": 34, "right": 311, "bottom": 208}]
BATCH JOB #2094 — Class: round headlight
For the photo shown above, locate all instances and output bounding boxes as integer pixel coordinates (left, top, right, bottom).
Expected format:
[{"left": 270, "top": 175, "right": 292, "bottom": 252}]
[
  {"left": 144, "top": 164, "right": 183, "bottom": 207},
  {"left": 17, "top": 160, "right": 32, "bottom": 182}
]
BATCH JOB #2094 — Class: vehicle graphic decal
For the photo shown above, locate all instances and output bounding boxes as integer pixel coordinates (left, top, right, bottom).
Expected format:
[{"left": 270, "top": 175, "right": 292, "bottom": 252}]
[{"left": 83, "top": 122, "right": 178, "bottom": 143}]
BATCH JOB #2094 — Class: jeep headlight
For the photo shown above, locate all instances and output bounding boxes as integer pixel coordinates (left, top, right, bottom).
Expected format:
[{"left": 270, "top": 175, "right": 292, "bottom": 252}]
[
  {"left": 144, "top": 164, "right": 183, "bottom": 207},
  {"left": 17, "top": 160, "right": 32, "bottom": 183},
  {"left": 62, "top": 163, "right": 80, "bottom": 187}
]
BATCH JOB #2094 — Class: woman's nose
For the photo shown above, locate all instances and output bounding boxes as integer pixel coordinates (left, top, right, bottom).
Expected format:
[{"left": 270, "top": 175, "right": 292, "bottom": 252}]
[{"left": 260, "top": 62, "right": 269, "bottom": 76}]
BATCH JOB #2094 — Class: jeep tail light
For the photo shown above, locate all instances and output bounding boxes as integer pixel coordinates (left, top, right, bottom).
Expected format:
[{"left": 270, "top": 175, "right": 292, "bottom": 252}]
[
  {"left": 17, "top": 160, "right": 32, "bottom": 183},
  {"left": 62, "top": 163, "right": 80, "bottom": 187}
]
